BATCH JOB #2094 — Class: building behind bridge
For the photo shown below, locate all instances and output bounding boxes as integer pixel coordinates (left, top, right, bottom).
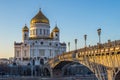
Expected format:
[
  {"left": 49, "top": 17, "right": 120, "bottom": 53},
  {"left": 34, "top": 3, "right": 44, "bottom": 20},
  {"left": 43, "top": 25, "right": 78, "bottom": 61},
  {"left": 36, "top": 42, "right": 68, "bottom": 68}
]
[{"left": 14, "top": 9, "right": 66, "bottom": 66}]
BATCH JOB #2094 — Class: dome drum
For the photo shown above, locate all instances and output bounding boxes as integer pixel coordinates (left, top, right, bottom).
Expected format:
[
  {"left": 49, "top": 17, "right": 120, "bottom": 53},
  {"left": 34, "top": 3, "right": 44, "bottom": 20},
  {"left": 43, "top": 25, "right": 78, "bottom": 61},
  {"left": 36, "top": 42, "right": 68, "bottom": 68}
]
[{"left": 30, "top": 23, "right": 50, "bottom": 28}]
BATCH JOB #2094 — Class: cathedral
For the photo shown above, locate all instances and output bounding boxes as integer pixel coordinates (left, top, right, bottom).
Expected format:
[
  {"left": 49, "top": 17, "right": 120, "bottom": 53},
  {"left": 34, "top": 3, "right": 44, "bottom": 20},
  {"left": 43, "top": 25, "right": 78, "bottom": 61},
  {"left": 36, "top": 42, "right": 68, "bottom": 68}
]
[{"left": 14, "top": 10, "right": 66, "bottom": 65}]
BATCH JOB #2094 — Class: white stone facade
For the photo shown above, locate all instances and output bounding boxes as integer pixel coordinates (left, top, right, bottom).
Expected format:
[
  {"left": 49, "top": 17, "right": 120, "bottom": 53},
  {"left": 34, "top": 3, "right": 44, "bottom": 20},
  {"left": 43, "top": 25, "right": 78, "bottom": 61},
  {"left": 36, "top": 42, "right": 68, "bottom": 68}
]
[{"left": 14, "top": 10, "right": 66, "bottom": 65}]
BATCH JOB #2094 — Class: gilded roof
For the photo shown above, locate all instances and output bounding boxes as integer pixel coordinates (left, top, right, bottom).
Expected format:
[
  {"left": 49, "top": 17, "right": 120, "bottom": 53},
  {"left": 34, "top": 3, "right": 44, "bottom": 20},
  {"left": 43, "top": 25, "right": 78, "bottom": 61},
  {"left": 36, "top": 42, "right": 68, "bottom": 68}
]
[
  {"left": 31, "top": 10, "right": 49, "bottom": 24},
  {"left": 22, "top": 25, "right": 29, "bottom": 32},
  {"left": 52, "top": 26, "right": 59, "bottom": 32}
]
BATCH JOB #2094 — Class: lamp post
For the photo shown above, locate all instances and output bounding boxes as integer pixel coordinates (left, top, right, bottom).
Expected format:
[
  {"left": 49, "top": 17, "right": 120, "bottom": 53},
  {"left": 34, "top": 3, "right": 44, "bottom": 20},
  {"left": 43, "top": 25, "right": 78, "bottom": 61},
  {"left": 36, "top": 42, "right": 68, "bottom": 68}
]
[
  {"left": 68, "top": 42, "right": 70, "bottom": 52},
  {"left": 97, "top": 28, "right": 101, "bottom": 44},
  {"left": 75, "top": 39, "right": 77, "bottom": 50},
  {"left": 84, "top": 34, "right": 87, "bottom": 66},
  {"left": 97, "top": 28, "right": 103, "bottom": 80},
  {"left": 84, "top": 34, "right": 87, "bottom": 48}
]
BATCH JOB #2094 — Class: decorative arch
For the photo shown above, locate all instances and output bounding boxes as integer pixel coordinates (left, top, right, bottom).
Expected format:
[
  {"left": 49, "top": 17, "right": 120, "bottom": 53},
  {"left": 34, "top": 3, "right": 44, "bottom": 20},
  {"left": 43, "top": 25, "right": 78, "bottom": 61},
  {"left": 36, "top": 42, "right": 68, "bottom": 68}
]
[{"left": 45, "top": 60, "right": 107, "bottom": 79}]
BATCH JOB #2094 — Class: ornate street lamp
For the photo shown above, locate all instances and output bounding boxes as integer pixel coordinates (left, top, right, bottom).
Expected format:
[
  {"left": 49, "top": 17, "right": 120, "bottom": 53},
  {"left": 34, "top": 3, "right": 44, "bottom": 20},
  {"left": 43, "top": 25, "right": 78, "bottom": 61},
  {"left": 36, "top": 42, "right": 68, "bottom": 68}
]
[
  {"left": 68, "top": 42, "right": 70, "bottom": 52},
  {"left": 75, "top": 39, "right": 77, "bottom": 50},
  {"left": 97, "top": 28, "right": 101, "bottom": 44},
  {"left": 84, "top": 34, "right": 87, "bottom": 48}
]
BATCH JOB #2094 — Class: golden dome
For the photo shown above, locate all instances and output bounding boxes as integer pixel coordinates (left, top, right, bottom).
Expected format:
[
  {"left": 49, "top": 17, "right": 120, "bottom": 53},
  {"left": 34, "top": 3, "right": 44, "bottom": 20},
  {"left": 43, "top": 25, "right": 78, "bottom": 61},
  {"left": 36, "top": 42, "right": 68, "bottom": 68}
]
[
  {"left": 31, "top": 10, "right": 49, "bottom": 24},
  {"left": 52, "top": 26, "right": 59, "bottom": 32},
  {"left": 22, "top": 25, "right": 29, "bottom": 32}
]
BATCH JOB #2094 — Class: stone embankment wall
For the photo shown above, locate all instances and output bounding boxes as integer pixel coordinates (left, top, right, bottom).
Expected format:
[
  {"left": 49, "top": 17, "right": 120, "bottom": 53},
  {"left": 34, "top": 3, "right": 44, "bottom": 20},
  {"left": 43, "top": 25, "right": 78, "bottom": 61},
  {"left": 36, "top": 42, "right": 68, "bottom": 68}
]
[{"left": 0, "top": 77, "right": 41, "bottom": 80}]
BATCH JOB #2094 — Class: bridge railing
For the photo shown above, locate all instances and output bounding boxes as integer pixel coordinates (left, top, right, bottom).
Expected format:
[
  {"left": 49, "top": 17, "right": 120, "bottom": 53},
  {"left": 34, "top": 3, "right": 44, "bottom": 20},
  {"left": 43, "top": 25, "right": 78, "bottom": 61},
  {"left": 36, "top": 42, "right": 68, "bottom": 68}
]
[
  {"left": 48, "top": 46, "right": 120, "bottom": 63},
  {"left": 48, "top": 40, "right": 120, "bottom": 68}
]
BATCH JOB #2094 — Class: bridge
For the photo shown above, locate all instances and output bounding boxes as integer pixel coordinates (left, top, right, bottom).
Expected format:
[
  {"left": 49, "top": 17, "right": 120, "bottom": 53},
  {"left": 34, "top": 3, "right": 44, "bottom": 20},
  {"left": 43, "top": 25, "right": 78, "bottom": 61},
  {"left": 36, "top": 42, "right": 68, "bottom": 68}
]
[{"left": 44, "top": 40, "right": 120, "bottom": 80}]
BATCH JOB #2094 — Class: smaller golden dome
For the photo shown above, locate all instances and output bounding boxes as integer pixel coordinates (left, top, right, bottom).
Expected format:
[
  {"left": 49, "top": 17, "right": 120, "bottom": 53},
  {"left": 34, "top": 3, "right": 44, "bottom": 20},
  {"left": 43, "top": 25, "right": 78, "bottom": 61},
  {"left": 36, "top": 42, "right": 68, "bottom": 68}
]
[
  {"left": 31, "top": 10, "right": 49, "bottom": 24},
  {"left": 52, "top": 25, "right": 59, "bottom": 32},
  {"left": 22, "top": 25, "right": 29, "bottom": 32}
]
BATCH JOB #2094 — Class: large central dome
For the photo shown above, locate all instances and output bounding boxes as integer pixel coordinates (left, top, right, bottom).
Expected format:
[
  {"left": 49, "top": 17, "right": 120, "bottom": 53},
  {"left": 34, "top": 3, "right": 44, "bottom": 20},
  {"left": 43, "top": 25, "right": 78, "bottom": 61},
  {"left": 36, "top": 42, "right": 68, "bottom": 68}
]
[{"left": 31, "top": 10, "right": 49, "bottom": 24}]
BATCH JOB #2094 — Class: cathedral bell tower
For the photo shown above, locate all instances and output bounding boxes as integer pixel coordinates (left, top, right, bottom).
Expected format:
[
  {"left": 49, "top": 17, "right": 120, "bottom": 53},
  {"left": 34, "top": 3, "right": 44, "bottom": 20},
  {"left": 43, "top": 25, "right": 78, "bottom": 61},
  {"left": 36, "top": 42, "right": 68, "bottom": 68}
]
[
  {"left": 52, "top": 25, "right": 60, "bottom": 41},
  {"left": 22, "top": 24, "right": 29, "bottom": 42}
]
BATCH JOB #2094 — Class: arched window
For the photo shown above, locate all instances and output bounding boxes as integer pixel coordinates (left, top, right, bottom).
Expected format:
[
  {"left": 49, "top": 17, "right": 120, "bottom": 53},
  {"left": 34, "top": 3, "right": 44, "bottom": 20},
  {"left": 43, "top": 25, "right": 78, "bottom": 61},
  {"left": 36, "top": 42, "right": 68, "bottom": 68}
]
[
  {"left": 41, "top": 42, "right": 43, "bottom": 45},
  {"left": 56, "top": 34, "right": 58, "bottom": 37},
  {"left": 16, "top": 51, "right": 19, "bottom": 57},
  {"left": 39, "top": 29, "right": 42, "bottom": 34},
  {"left": 56, "top": 44, "right": 58, "bottom": 46},
  {"left": 44, "top": 29, "right": 45, "bottom": 35},
  {"left": 24, "top": 50, "right": 27, "bottom": 56},
  {"left": 49, "top": 43, "right": 51, "bottom": 46},
  {"left": 24, "top": 34, "right": 27, "bottom": 39}
]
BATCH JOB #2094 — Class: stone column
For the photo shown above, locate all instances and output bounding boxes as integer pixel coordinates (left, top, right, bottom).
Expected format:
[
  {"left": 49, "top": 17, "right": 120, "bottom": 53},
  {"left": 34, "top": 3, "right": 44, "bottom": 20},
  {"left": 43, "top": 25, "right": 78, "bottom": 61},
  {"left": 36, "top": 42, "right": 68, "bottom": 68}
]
[
  {"left": 50, "top": 68, "right": 53, "bottom": 78},
  {"left": 107, "top": 68, "right": 114, "bottom": 80}
]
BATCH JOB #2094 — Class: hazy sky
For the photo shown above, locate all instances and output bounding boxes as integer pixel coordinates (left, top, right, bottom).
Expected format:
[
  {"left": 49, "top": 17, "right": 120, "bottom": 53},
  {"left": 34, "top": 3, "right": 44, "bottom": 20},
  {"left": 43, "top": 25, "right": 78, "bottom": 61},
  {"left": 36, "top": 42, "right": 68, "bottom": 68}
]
[{"left": 0, "top": 0, "right": 120, "bottom": 58}]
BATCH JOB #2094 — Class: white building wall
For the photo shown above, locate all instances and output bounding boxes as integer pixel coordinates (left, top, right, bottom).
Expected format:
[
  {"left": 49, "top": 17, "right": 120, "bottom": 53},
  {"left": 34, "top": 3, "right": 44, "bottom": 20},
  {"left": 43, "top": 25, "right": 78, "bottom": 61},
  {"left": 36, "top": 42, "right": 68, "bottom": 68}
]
[
  {"left": 14, "top": 39, "right": 66, "bottom": 65},
  {"left": 14, "top": 45, "right": 21, "bottom": 59}
]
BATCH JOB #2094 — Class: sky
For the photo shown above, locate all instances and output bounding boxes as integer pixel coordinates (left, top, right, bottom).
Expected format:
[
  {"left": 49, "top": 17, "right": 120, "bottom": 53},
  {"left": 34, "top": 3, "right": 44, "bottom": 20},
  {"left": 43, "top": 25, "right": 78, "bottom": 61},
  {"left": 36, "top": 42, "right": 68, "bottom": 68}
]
[{"left": 0, "top": 0, "right": 120, "bottom": 58}]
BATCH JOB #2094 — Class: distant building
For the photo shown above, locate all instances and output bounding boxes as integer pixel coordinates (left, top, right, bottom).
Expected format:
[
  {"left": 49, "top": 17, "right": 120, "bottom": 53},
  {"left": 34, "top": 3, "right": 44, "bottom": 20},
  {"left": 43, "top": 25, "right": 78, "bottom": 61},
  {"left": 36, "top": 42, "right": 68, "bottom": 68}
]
[
  {"left": 0, "top": 58, "right": 9, "bottom": 64},
  {"left": 14, "top": 10, "right": 66, "bottom": 65}
]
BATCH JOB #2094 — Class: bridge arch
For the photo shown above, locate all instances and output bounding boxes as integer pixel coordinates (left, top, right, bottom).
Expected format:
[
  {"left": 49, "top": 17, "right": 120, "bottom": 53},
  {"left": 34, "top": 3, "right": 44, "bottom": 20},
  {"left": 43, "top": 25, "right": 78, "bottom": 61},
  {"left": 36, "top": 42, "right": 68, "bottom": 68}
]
[
  {"left": 114, "top": 68, "right": 120, "bottom": 80},
  {"left": 44, "top": 67, "right": 50, "bottom": 77},
  {"left": 45, "top": 59, "right": 107, "bottom": 79},
  {"left": 61, "top": 62, "right": 96, "bottom": 77}
]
